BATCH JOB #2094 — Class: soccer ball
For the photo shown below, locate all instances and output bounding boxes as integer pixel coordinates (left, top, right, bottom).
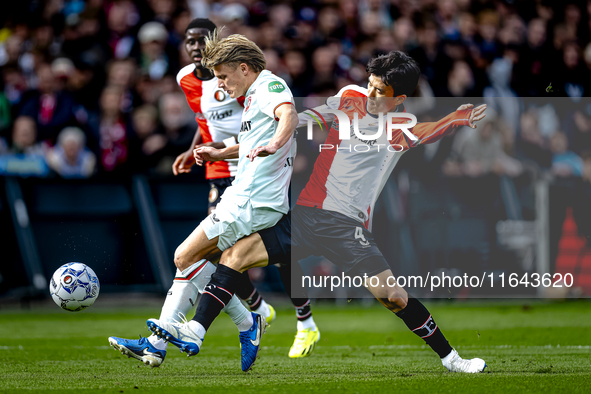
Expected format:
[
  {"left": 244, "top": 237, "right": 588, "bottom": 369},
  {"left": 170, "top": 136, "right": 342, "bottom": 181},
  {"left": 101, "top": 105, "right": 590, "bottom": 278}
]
[{"left": 49, "top": 263, "right": 100, "bottom": 312}]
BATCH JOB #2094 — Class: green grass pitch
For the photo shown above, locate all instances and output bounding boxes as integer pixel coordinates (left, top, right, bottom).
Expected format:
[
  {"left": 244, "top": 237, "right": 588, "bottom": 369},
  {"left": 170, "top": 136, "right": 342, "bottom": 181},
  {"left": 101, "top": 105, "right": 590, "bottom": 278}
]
[{"left": 1, "top": 299, "right": 590, "bottom": 393}]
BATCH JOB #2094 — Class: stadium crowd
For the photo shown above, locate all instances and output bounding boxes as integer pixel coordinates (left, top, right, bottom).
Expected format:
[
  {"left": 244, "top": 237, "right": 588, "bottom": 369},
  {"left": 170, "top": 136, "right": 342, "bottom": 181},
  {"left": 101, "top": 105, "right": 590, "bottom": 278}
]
[{"left": 0, "top": 1, "right": 590, "bottom": 218}]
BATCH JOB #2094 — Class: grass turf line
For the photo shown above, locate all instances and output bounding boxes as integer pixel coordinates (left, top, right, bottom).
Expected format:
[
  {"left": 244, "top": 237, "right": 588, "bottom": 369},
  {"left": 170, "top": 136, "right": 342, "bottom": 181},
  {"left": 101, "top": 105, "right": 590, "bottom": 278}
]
[{"left": 0, "top": 300, "right": 590, "bottom": 393}]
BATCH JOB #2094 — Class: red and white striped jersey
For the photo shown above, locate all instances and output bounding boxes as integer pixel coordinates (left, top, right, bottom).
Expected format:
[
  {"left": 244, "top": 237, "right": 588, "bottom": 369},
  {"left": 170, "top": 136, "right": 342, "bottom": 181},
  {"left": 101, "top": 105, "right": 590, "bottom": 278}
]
[
  {"left": 177, "top": 64, "right": 244, "bottom": 179},
  {"left": 297, "top": 85, "right": 472, "bottom": 231}
]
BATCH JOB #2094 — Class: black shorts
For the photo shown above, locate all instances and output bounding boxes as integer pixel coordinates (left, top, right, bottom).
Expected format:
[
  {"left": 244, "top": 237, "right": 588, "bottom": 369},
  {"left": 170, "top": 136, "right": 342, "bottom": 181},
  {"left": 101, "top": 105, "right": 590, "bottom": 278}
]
[
  {"left": 208, "top": 177, "right": 234, "bottom": 209},
  {"left": 258, "top": 211, "right": 291, "bottom": 266},
  {"left": 291, "top": 205, "right": 390, "bottom": 277}
]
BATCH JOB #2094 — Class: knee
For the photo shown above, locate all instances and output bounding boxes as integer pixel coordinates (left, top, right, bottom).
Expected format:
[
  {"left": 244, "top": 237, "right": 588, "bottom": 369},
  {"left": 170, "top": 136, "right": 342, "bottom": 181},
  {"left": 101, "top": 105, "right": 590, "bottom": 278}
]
[{"left": 174, "top": 245, "right": 194, "bottom": 271}]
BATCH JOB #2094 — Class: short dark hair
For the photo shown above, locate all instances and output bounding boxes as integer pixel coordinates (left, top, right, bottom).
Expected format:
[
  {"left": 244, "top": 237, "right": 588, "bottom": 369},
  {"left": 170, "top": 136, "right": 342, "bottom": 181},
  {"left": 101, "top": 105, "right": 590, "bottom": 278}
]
[
  {"left": 185, "top": 18, "right": 217, "bottom": 33},
  {"left": 366, "top": 51, "right": 421, "bottom": 96}
]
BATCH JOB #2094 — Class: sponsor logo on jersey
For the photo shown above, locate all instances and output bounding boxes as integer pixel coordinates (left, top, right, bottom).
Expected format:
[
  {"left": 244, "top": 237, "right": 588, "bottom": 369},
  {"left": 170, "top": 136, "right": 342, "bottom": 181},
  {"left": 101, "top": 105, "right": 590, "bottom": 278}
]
[
  {"left": 245, "top": 96, "right": 252, "bottom": 112},
  {"left": 208, "top": 109, "right": 233, "bottom": 121},
  {"left": 268, "top": 81, "right": 285, "bottom": 93},
  {"left": 240, "top": 121, "right": 252, "bottom": 132},
  {"left": 214, "top": 90, "right": 226, "bottom": 101}
]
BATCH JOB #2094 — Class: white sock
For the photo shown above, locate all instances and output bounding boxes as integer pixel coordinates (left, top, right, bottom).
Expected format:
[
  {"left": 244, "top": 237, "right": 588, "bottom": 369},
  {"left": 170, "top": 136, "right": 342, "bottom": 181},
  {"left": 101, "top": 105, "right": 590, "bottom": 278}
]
[
  {"left": 236, "top": 311, "right": 254, "bottom": 331},
  {"left": 147, "top": 334, "right": 167, "bottom": 351},
  {"left": 255, "top": 300, "right": 271, "bottom": 319},
  {"left": 159, "top": 271, "right": 200, "bottom": 322},
  {"left": 188, "top": 320, "right": 206, "bottom": 338},
  {"left": 223, "top": 295, "right": 251, "bottom": 330},
  {"left": 297, "top": 316, "right": 317, "bottom": 331},
  {"left": 156, "top": 265, "right": 204, "bottom": 350}
]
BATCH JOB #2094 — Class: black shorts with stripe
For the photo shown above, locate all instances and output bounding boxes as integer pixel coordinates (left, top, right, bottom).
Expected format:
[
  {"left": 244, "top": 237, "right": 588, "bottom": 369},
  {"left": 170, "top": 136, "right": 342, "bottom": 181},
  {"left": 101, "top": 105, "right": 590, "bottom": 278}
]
[
  {"left": 208, "top": 177, "right": 234, "bottom": 209},
  {"left": 291, "top": 205, "right": 390, "bottom": 277},
  {"left": 258, "top": 211, "right": 291, "bottom": 265}
]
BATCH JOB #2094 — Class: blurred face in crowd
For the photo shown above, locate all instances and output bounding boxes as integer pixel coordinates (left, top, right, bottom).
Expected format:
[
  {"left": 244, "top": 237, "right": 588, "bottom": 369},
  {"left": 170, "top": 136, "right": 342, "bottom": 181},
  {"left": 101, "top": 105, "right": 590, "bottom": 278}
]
[
  {"left": 108, "top": 60, "right": 136, "bottom": 88},
  {"left": 213, "top": 63, "right": 253, "bottom": 98},
  {"left": 367, "top": 74, "right": 403, "bottom": 114},
  {"left": 62, "top": 137, "right": 82, "bottom": 164},
  {"left": 37, "top": 64, "right": 56, "bottom": 94},
  {"left": 527, "top": 19, "right": 546, "bottom": 48},
  {"left": 284, "top": 50, "right": 305, "bottom": 77},
  {"left": 133, "top": 106, "right": 158, "bottom": 139},
  {"left": 563, "top": 42, "right": 580, "bottom": 69},
  {"left": 312, "top": 47, "right": 335, "bottom": 74},
  {"left": 100, "top": 86, "right": 123, "bottom": 116},
  {"left": 550, "top": 132, "right": 568, "bottom": 154},
  {"left": 185, "top": 28, "right": 210, "bottom": 68},
  {"left": 12, "top": 117, "right": 37, "bottom": 149},
  {"left": 160, "top": 93, "right": 186, "bottom": 131}
]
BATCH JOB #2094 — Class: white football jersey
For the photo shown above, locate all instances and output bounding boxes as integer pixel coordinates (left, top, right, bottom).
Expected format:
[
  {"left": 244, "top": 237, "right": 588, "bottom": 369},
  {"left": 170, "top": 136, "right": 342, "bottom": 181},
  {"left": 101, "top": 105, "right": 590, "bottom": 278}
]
[{"left": 221, "top": 70, "right": 296, "bottom": 214}]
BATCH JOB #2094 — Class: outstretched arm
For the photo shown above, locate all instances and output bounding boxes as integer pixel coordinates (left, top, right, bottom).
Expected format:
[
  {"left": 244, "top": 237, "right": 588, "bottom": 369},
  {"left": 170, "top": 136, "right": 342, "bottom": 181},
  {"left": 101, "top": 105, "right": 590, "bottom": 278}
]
[
  {"left": 247, "top": 103, "right": 298, "bottom": 161},
  {"left": 393, "top": 104, "right": 487, "bottom": 149}
]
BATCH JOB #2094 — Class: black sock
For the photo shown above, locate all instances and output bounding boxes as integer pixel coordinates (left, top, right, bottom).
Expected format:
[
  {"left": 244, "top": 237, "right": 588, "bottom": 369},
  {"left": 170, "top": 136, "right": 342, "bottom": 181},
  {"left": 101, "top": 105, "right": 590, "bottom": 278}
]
[
  {"left": 192, "top": 265, "right": 243, "bottom": 331},
  {"left": 395, "top": 297, "right": 453, "bottom": 358},
  {"left": 277, "top": 262, "right": 313, "bottom": 321},
  {"left": 234, "top": 272, "right": 263, "bottom": 310}
]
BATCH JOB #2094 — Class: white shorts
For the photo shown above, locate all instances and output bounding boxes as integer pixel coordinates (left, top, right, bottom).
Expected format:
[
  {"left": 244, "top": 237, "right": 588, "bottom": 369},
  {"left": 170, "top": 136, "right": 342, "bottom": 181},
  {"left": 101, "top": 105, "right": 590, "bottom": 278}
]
[{"left": 200, "top": 197, "right": 283, "bottom": 251}]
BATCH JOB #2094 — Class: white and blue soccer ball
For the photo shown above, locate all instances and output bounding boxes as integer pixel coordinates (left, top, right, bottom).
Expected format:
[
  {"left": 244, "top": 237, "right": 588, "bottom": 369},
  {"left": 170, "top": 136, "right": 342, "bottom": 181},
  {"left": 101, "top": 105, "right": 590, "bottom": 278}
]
[{"left": 49, "top": 263, "right": 100, "bottom": 312}]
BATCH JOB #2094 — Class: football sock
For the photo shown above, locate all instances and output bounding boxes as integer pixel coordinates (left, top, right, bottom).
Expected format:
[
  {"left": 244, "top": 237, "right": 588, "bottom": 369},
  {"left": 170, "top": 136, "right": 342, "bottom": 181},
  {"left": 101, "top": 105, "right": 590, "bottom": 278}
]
[
  {"left": 235, "top": 272, "right": 262, "bottom": 309},
  {"left": 277, "top": 262, "right": 314, "bottom": 323},
  {"left": 192, "top": 264, "right": 244, "bottom": 331},
  {"left": 297, "top": 315, "right": 317, "bottom": 331},
  {"left": 395, "top": 297, "right": 453, "bottom": 358},
  {"left": 151, "top": 263, "right": 206, "bottom": 350},
  {"left": 234, "top": 273, "right": 272, "bottom": 318}
]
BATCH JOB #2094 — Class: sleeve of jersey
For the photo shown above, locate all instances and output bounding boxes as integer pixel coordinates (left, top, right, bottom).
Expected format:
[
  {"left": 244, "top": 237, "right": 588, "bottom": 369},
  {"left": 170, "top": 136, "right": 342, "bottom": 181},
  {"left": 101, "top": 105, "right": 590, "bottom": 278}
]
[
  {"left": 296, "top": 88, "right": 367, "bottom": 128},
  {"left": 259, "top": 81, "right": 294, "bottom": 120},
  {"left": 395, "top": 108, "right": 472, "bottom": 150}
]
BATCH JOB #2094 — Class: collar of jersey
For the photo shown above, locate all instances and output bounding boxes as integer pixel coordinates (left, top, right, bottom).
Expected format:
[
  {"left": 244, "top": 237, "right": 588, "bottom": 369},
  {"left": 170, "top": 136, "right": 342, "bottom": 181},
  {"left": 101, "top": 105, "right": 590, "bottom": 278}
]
[{"left": 246, "top": 70, "right": 271, "bottom": 97}]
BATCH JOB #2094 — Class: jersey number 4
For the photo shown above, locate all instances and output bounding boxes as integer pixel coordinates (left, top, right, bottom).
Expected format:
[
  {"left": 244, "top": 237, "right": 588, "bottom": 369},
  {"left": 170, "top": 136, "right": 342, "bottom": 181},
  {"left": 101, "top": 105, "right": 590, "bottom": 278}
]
[{"left": 355, "top": 227, "right": 370, "bottom": 247}]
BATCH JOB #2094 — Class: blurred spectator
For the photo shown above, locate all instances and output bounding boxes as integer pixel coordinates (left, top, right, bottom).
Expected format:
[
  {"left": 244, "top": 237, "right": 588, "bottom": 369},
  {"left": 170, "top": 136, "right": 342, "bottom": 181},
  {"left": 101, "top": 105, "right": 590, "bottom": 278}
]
[
  {"left": 444, "top": 113, "right": 522, "bottom": 178},
  {"left": 435, "top": 60, "right": 476, "bottom": 97},
  {"left": 5, "top": 116, "right": 46, "bottom": 155},
  {"left": 129, "top": 104, "right": 166, "bottom": 172},
  {"left": 106, "top": 59, "right": 138, "bottom": 113},
  {"left": 19, "top": 63, "right": 78, "bottom": 142},
  {"left": 0, "top": 116, "right": 49, "bottom": 177},
  {"left": 516, "top": 111, "right": 552, "bottom": 169},
  {"left": 46, "top": 126, "right": 96, "bottom": 178},
  {"left": 550, "top": 131, "right": 583, "bottom": 177},
  {"left": 106, "top": 0, "right": 139, "bottom": 59},
  {"left": 2, "top": 66, "right": 27, "bottom": 108},
  {"left": 93, "top": 85, "right": 130, "bottom": 174},
  {"left": 565, "top": 110, "right": 591, "bottom": 155},
  {"left": 136, "top": 21, "right": 178, "bottom": 81},
  {"left": 155, "top": 92, "right": 194, "bottom": 166},
  {"left": 484, "top": 55, "right": 520, "bottom": 133}
]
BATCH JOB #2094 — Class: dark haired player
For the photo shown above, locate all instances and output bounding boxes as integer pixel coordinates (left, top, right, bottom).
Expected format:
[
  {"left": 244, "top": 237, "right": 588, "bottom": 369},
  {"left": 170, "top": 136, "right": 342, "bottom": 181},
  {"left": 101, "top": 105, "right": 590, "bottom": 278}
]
[
  {"left": 149, "top": 51, "right": 487, "bottom": 373},
  {"left": 108, "top": 19, "right": 318, "bottom": 368}
]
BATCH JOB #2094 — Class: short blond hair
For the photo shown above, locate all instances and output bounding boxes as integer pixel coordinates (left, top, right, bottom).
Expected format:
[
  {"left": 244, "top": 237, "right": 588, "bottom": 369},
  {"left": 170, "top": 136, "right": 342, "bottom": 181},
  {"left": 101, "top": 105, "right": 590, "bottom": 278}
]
[{"left": 202, "top": 28, "right": 266, "bottom": 72}]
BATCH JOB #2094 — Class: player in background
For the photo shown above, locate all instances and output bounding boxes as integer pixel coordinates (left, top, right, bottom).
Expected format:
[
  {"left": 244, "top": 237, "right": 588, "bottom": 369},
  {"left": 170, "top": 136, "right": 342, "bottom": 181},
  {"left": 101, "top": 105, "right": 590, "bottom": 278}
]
[
  {"left": 159, "top": 51, "right": 488, "bottom": 373},
  {"left": 108, "top": 21, "right": 315, "bottom": 370},
  {"left": 146, "top": 30, "right": 301, "bottom": 371}
]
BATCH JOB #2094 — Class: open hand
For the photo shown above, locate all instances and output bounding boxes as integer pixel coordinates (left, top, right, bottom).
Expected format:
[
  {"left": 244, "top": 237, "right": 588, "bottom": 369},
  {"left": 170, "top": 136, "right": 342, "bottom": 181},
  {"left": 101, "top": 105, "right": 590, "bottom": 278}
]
[{"left": 458, "top": 104, "right": 487, "bottom": 129}]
